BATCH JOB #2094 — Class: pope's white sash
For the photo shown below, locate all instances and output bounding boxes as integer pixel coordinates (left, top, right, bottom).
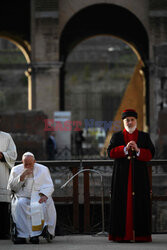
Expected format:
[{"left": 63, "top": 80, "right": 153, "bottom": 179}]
[{"left": 30, "top": 189, "right": 44, "bottom": 231}]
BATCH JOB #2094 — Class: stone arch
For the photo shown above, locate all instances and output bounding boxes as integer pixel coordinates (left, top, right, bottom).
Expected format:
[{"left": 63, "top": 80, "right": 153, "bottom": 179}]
[
  {"left": 60, "top": 3, "right": 148, "bottom": 62},
  {"left": 0, "top": 0, "right": 31, "bottom": 110},
  {"left": 0, "top": 35, "right": 31, "bottom": 63},
  {"left": 0, "top": 34, "right": 32, "bottom": 110},
  {"left": 59, "top": 3, "right": 149, "bottom": 128}
]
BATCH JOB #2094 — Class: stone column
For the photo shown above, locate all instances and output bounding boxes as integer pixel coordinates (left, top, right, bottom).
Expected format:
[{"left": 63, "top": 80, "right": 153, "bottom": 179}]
[
  {"left": 30, "top": 0, "right": 61, "bottom": 118},
  {"left": 149, "top": 44, "right": 167, "bottom": 157},
  {"left": 32, "top": 62, "right": 62, "bottom": 118}
]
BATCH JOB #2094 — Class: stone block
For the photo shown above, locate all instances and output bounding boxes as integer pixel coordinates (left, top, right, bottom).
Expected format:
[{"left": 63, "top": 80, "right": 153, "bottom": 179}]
[{"left": 0, "top": 111, "right": 48, "bottom": 160}]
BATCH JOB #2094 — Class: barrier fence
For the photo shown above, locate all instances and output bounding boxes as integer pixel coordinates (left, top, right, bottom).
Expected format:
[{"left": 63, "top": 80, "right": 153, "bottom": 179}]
[{"left": 17, "top": 159, "right": 167, "bottom": 234}]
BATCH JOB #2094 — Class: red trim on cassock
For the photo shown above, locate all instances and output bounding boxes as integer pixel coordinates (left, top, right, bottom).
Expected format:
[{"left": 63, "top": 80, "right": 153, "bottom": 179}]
[
  {"left": 123, "top": 129, "right": 138, "bottom": 241},
  {"left": 124, "top": 161, "right": 133, "bottom": 240},
  {"left": 109, "top": 145, "right": 125, "bottom": 159},
  {"left": 137, "top": 148, "right": 152, "bottom": 161}
]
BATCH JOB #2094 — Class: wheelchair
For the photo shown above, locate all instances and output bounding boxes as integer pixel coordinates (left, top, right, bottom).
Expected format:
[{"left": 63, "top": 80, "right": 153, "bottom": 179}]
[{"left": 10, "top": 214, "right": 53, "bottom": 244}]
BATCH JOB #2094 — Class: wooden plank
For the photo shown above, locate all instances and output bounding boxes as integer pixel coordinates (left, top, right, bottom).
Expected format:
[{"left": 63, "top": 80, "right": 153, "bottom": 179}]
[
  {"left": 84, "top": 167, "right": 90, "bottom": 233},
  {"left": 72, "top": 167, "right": 79, "bottom": 232},
  {"left": 52, "top": 197, "right": 73, "bottom": 202},
  {"left": 152, "top": 195, "right": 167, "bottom": 201}
]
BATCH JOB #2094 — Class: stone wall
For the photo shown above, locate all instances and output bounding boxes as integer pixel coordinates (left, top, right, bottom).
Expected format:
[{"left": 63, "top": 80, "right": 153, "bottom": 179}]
[{"left": 0, "top": 110, "right": 48, "bottom": 160}]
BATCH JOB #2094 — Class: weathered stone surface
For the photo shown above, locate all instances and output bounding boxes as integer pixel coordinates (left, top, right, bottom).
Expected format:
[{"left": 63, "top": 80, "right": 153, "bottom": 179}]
[{"left": 0, "top": 111, "right": 48, "bottom": 160}]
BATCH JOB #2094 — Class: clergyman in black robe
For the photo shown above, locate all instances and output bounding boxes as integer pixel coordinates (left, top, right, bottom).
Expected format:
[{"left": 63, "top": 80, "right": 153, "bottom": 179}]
[{"left": 107, "top": 109, "right": 155, "bottom": 242}]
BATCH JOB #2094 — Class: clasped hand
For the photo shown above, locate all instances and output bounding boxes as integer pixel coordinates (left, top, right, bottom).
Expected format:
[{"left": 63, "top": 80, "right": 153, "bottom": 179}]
[{"left": 126, "top": 140, "right": 139, "bottom": 152}]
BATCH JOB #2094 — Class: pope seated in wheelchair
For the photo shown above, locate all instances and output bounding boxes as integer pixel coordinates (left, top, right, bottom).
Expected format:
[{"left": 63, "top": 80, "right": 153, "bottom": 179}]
[{"left": 7, "top": 152, "right": 56, "bottom": 244}]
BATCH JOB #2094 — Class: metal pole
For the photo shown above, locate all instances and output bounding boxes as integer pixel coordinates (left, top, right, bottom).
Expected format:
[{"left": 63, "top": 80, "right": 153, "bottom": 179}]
[
  {"left": 95, "top": 177, "right": 108, "bottom": 236},
  {"left": 61, "top": 164, "right": 107, "bottom": 236}
]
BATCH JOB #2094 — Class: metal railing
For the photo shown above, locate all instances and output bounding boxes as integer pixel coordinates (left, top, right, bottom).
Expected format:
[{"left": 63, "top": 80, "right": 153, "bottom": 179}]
[{"left": 16, "top": 159, "right": 167, "bottom": 234}]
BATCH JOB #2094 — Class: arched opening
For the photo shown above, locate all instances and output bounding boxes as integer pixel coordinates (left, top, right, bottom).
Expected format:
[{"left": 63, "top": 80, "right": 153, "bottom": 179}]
[
  {"left": 60, "top": 4, "right": 148, "bottom": 61},
  {"left": 0, "top": 0, "right": 31, "bottom": 111},
  {"left": 59, "top": 3, "right": 149, "bottom": 158},
  {"left": 0, "top": 37, "right": 31, "bottom": 111}
]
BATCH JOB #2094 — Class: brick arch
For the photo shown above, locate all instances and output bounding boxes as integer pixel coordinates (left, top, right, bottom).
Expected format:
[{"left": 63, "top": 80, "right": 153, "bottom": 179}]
[{"left": 59, "top": 3, "right": 149, "bottom": 62}]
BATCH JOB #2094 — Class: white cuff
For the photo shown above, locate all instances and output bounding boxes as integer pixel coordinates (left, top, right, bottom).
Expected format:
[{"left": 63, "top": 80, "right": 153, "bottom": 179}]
[
  {"left": 136, "top": 149, "right": 140, "bottom": 156},
  {"left": 124, "top": 146, "right": 128, "bottom": 155}
]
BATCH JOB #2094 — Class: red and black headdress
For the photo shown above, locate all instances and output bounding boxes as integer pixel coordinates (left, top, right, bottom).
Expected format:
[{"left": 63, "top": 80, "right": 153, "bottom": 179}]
[{"left": 121, "top": 109, "right": 138, "bottom": 120}]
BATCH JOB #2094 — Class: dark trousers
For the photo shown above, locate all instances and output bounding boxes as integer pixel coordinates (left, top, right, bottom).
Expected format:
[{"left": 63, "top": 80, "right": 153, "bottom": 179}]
[{"left": 0, "top": 202, "right": 10, "bottom": 239}]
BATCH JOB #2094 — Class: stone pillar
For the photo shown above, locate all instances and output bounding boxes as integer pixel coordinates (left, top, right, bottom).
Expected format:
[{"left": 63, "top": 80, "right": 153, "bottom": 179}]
[
  {"left": 150, "top": 44, "right": 167, "bottom": 157},
  {"left": 30, "top": 0, "right": 61, "bottom": 118},
  {"left": 32, "top": 62, "right": 62, "bottom": 118}
]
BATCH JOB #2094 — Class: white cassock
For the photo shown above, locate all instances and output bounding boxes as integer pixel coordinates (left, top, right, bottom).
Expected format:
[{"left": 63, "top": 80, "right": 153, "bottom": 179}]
[
  {"left": 7, "top": 163, "right": 56, "bottom": 238},
  {"left": 0, "top": 131, "right": 17, "bottom": 203}
]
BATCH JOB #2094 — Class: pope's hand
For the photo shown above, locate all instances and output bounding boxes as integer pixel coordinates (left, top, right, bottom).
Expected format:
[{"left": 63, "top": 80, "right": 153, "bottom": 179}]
[
  {"left": 20, "top": 169, "right": 33, "bottom": 181},
  {"left": 0, "top": 152, "right": 3, "bottom": 160},
  {"left": 39, "top": 194, "right": 48, "bottom": 203}
]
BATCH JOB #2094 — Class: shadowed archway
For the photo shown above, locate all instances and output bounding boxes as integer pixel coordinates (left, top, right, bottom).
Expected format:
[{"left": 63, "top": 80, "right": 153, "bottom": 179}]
[
  {"left": 59, "top": 3, "right": 149, "bottom": 126},
  {"left": 60, "top": 3, "right": 148, "bottom": 62}
]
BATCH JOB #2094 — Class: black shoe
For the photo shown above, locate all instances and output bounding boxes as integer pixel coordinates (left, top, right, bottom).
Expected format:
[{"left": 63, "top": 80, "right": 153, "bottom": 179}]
[
  {"left": 13, "top": 237, "right": 27, "bottom": 244},
  {"left": 29, "top": 236, "right": 39, "bottom": 244},
  {"left": 41, "top": 226, "right": 53, "bottom": 242}
]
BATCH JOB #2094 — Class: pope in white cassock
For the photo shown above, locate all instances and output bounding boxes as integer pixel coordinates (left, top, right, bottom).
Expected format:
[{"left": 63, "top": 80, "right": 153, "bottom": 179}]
[{"left": 7, "top": 152, "right": 57, "bottom": 244}]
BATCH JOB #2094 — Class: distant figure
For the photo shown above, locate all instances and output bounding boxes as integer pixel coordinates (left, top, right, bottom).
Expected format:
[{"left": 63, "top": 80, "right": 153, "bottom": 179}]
[
  {"left": 46, "top": 132, "right": 57, "bottom": 160},
  {"left": 75, "top": 130, "right": 84, "bottom": 157},
  {"left": 0, "top": 115, "right": 17, "bottom": 239},
  {"left": 7, "top": 152, "right": 56, "bottom": 244}
]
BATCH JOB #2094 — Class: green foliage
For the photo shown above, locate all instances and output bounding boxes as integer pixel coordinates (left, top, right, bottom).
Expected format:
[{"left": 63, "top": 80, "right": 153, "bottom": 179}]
[
  {"left": 70, "top": 74, "right": 78, "bottom": 85},
  {"left": 118, "top": 53, "right": 137, "bottom": 64},
  {"left": 96, "top": 68, "right": 108, "bottom": 81},
  {"left": 6, "top": 90, "right": 27, "bottom": 109},
  {"left": 83, "top": 64, "right": 91, "bottom": 80},
  {"left": 0, "top": 51, "right": 26, "bottom": 64},
  {"left": 109, "top": 71, "right": 131, "bottom": 80}
]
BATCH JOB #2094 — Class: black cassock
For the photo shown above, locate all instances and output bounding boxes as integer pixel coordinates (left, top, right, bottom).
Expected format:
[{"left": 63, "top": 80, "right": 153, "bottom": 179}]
[{"left": 107, "top": 129, "right": 155, "bottom": 242}]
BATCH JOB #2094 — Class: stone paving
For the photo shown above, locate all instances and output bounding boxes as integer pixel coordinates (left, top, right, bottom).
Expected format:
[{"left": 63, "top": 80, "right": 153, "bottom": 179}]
[{"left": 0, "top": 234, "right": 167, "bottom": 250}]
